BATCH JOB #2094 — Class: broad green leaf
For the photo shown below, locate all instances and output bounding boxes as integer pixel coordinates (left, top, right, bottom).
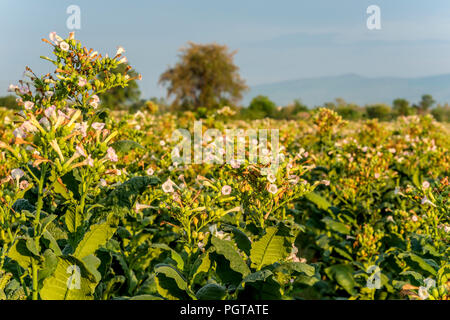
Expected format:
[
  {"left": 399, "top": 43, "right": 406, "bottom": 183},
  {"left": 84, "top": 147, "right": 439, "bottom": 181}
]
[
  {"left": 81, "top": 254, "right": 102, "bottom": 282},
  {"left": 196, "top": 283, "right": 226, "bottom": 300},
  {"left": 25, "top": 238, "right": 40, "bottom": 256},
  {"left": 74, "top": 222, "right": 116, "bottom": 259},
  {"left": 106, "top": 176, "right": 160, "bottom": 209},
  {"left": 238, "top": 269, "right": 273, "bottom": 290},
  {"left": 111, "top": 140, "right": 144, "bottom": 153},
  {"left": 38, "top": 249, "right": 58, "bottom": 282},
  {"left": 42, "top": 230, "right": 62, "bottom": 256},
  {"left": 321, "top": 217, "right": 351, "bottom": 235},
  {"left": 275, "top": 262, "right": 315, "bottom": 276},
  {"left": 7, "top": 239, "right": 36, "bottom": 269},
  {"left": 151, "top": 244, "right": 184, "bottom": 271},
  {"left": 211, "top": 236, "right": 250, "bottom": 277},
  {"left": 40, "top": 256, "right": 97, "bottom": 300},
  {"left": 399, "top": 253, "right": 437, "bottom": 276},
  {"left": 305, "top": 192, "right": 331, "bottom": 210},
  {"left": 250, "top": 227, "right": 291, "bottom": 270},
  {"left": 154, "top": 264, "right": 187, "bottom": 291},
  {"left": 190, "top": 251, "right": 211, "bottom": 283},
  {"left": 64, "top": 206, "right": 82, "bottom": 233},
  {"left": 325, "top": 264, "right": 358, "bottom": 296},
  {"left": 226, "top": 226, "right": 251, "bottom": 256}
]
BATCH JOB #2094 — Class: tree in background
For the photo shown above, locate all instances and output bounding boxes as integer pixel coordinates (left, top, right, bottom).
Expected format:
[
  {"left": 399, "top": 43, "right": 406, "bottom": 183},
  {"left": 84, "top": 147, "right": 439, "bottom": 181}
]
[
  {"left": 365, "top": 104, "right": 392, "bottom": 121},
  {"left": 431, "top": 103, "right": 450, "bottom": 122},
  {"left": 278, "top": 99, "right": 308, "bottom": 119},
  {"left": 0, "top": 95, "right": 19, "bottom": 110},
  {"left": 413, "top": 94, "right": 435, "bottom": 115},
  {"left": 98, "top": 63, "right": 141, "bottom": 109},
  {"left": 159, "top": 42, "right": 248, "bottom": 110},
  {"left": 393, "top": 98, "right": 413, "bottom": 116},
  {"left": 244, "top": 95, "right": 277, "bottom": 119}
]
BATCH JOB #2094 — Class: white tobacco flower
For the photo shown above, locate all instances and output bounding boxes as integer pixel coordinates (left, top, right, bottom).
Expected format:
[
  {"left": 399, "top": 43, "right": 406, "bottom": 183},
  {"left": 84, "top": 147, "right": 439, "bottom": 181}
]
[
  {"left": 100, "top": 179, "right": 107, "bottom": 187},
  {"left": 418, "top": 286, "right": 429, "bottom": 300},
  {"left": 45, "top": 105, "right": 56, "bottom": 118},
  {"left": 117, "top": 57, "right": 128, "bottom": 64},
  {"left": 162, "top": 179, "right": 175, "bottom": 193},
  {"left": 78, "top": 77, "right": 87, "bottom": 87},
  {"left": 411, "top": 215, "right": 418, "bottom": 222},
  {"left": 267, "top": 173, "right": 276, "bottom": 183},
  {"left": 75, "top": 122, "right": 88, "bottom": 137},
  {"left": 19, "top": 180, "right": 30, "bottom": 190},
  {"left": 115, "top": 46, "right": 125, "bottom": 56},
  {"left": 422, "top": 181, "right": 430, "bottom": 189},
  {"left": 21, "top": 121, "right": 38, "bottom": 133},
  {"left": 135, "top": 202, "right": 152, "bottom": 213},
  {"left": 91, "top": 122, "right": 105, "bottom": 130},
  {"left": 421, "top": 196, "right": 436, "bottom": 207},
  {"left": 11, "top": 168, "right": 25, "bottom": 180},
  {"left": 24, "top": 101, "right": 34, "bottom": 110},
  {"left": 86, "top": 155, "right": 94, "bottom": 167},
  {"left": 39, "top": 117, "right": 51, "bottom": 130},
  {"left": 49, "top": 32, "right": 59, "bottom": 44},
  {"left": 8, "top": 84, "right": 18, "bottom": 92},
  {"left": 230, "top": 159, "right": 240, "bottom": 169},
  {"left": 13, "top": 128, "right": 26, "bottom": 138},
  {"left": 146, "top": 167, "right": 154, "bottom": 175},
  {"left": 75, "top": 145, "right": 87, "bottom": 157},
  {"left": 268, "top": 184, "right": 278, "bottom": 194},
  {"left": 106, "top": 147, "right": 118, "bottom": 162},
  {"left": 221, "top": 185, "right": 232, "bottom": 195},
  {"left": 59, "top": 42, "right": 70, "bottom": 51}
]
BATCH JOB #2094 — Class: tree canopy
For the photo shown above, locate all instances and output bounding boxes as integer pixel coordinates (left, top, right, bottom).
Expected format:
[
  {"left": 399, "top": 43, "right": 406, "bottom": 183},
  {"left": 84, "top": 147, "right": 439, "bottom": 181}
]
[{"left": 159, "top": 42, "right": 248, "bottom": 110}]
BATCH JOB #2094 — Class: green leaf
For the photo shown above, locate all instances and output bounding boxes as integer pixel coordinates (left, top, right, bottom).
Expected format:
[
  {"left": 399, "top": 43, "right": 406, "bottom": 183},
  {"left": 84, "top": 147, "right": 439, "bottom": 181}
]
[
  {"left": 12, "top": 199, "right": 35, "bottom": 213},
  {"left": 190, "top": 251, "right": 212, "bottom": 283},
  {"left": 81, "top": 254, "right": 102, "bottom": 283},
  {"left": 64, "top": 206, "right": 82, "bottom": 233},
  {"left": 106, "top": 176, "right": 160, "bottom": 209},
  {"left": 38, "top": 249, "right": 58, "bottom": 282},
  {"left": 225, "top": 226, "right": 251, "bottom": 256},
  {"left": 238, "top": 269, "right": 273, "bottom": 290},
  {"left": 275, "top": 262, "right": 315, "bottom": 276},
  {"left": 25, "top": 238, "right": 40, "bottom": 256},
  {"left": 42, "top": 230, "right": 62, "bottom": 256},
  {"left": 211, "top": 236, "right": 250, "bottom": 277},
  {"left": 151, "top": 244, "right": 184, "bottom": 271},
  {"left": 305, "top": 192, "right": 331, "bottom": 210},
  {"left": 110, "top": 140, "right": 144, "bottom": 153},
  {"left": 249, "top": 227, "right": 291, "bottom": 270},
  {"left": 7, "top": 239, "right": 36, "bottom": 269},
  {"left": 40, "top": 256, "right": 97, "bottom": 300},
  {"left": 196, "top": 284, "right": 226, "bottom": 300},
  {"left": 399, "top": 252, "right": 437, "bottom": 276},
  {"left": 74, "top": 221, "right": 116, "bottom": 259},
  {"left": 154, "top": 264, "right": 187, "bottom": 291},
  {"left": 321, "top": 217, "right": 351, "bottom": 235},
  {"left": 324, "top": 264, "right": 358, "bottom": 296}
]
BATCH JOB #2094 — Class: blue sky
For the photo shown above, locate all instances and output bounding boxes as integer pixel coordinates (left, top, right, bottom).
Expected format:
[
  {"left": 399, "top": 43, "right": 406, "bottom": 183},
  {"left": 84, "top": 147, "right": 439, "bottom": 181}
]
[{"left": 1, "top": 0, "right": 450, "bottom": 99}]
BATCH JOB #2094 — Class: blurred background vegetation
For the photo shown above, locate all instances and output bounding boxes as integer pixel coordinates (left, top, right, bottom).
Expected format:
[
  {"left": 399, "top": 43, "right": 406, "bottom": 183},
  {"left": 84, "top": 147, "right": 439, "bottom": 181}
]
[{"left": 3, "top": 42, "right": 450, "bottom": 122}]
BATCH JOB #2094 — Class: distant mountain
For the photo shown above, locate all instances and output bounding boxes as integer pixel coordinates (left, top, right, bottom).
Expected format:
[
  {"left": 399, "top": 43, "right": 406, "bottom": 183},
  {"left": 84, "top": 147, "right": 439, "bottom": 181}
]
[{"left": 244, "top": 73, "right": 450, "bottom": 107}]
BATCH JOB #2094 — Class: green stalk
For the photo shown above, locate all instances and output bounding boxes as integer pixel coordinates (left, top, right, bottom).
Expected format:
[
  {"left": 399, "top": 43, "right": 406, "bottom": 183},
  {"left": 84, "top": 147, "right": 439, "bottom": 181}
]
[{"left": 31, "top": 163, "right": 47, "bottom": 300}]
